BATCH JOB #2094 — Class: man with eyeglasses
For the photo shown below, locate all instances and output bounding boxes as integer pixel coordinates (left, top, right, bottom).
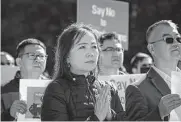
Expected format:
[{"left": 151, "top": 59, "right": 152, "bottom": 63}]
[
  {"left": 1, "top": 38, "right": 48, "bottom": 121},
  {"left": 126, "top": 20, "right": 181, "bottom": 121},
  {"left": 97, "top": 32, "right": 129, "bottom": 120},
  {"left": 98, "top": 32, "right": 127, "bottom": 76}
]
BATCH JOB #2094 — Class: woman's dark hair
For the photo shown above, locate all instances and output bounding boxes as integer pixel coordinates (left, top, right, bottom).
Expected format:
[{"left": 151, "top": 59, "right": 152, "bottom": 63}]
[{"left": 53, "top": 23, "right": 99, "bottom": 80}]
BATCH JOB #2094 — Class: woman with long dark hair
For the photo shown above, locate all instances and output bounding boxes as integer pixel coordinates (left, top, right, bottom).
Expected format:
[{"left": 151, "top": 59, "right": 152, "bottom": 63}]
[{"left": 41, "top": 23, "right": 125, "bottom": 121}]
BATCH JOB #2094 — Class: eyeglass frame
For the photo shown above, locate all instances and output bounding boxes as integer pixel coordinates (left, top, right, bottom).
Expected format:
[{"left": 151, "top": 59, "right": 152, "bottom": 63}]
[
  {"left": 102, "top": 47, "right": 124, "bottom": 52},
  {"left": 20, "top": 53, "right": 48, "bottom": 60}
]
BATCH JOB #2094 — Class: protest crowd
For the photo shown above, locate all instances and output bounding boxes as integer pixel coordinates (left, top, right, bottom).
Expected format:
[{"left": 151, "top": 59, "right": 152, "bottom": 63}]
[{"left": 1, "top": 0, "right": 181, "bottom": 121}]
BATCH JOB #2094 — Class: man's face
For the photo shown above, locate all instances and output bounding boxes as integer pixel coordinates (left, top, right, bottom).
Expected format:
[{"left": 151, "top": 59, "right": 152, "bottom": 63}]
[
  {"left": 18, "top": 45, "right": 47, "bottom": 75},
  {"left": 100, "top": 39, "right": 124, "bottom": 69},
  {"left": 149, "top": 25, "right": 181, "bottom": 62},
  {"left": 136, "top": 58, "right": 153, "bottom": 73}
]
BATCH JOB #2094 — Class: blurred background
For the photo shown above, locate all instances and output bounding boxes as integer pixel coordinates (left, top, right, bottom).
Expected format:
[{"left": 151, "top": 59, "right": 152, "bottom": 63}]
[{"left": 2, "top": 0, "right": 181, "bottom": 76}]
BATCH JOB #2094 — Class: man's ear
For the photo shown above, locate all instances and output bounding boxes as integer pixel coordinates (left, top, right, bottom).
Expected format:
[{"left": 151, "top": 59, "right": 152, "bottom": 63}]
[
  {"left": 16, "top": 58, "right": 21, "bottom": 66},
  {"left": 147, "top": 44, "right": 154, "bottom": 55}
]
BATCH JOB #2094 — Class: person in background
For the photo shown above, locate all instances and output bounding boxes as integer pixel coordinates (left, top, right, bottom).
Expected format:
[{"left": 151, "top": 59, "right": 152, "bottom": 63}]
[
  {"left": 126, "top": 20, "right": 181, "bottom": 121},
  {"left": 98, "top": 32, "right": 127, "bottom": 76},
  {"left": 1, "top": 38, "right": 48, "bottom": 121},
  {"left": 41, "top": 23, "right": 126, "bottom": 121},
  {"left": 1, "top": 51, "right": 15, "bottom": 66},
  {"left": 130, "top": 52, "right": 153, "bottom": 74}
]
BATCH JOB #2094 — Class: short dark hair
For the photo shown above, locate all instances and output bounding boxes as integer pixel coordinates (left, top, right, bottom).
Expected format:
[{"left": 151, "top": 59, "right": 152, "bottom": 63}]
[
  {"left": 130, "top": 52, "right": 152, "bottom": 69},
  {"left": 16, "top": 38, "right": 46, "bottom": 57},
  {"left": 146, "top": 20, "right": 178, "bottom": 43},
  {"left": 99, "top": 32, "right": 122, "bottom": 46},
  {"left": 53, "top": 23, "right": 99, "bottom": 80}
]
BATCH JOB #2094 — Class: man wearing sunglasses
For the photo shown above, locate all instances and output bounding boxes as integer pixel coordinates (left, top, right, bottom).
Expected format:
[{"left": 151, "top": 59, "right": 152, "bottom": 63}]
[
  {"left": 1, "top": 38, "right": 48, "bottom": 121},
  {"left": 98, "top": 32, "right": 127, "bottom": 76},
  {"left": 126, "top": 20, "right": 181, "bottom": 121},
  {"left": 130, "top": 52, "right": 153, "bottom": 74}
]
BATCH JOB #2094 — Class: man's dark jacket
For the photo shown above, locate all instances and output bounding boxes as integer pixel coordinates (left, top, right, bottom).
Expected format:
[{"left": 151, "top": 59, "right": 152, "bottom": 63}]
[
  {"left": 1, "top": 71, "right": 48, "bottom": 121},
  {"left": 125, "top": 67, "right": 170, "bottom": 121},
  {"left": 41, "top": 73, "right": 127, "bottom": 121}
]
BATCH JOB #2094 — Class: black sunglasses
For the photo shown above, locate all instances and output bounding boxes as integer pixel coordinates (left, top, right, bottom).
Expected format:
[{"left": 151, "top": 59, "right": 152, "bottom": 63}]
[{"left": 150, "top": 36, "right": 181, "bottom": 44}]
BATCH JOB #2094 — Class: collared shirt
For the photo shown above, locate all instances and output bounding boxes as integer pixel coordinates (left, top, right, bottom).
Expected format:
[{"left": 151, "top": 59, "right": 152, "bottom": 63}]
[
  {"left": 153, "top": 66, "right": 181, "bottom": 89},
  {"left": 152, "top": 66, "right": 171, "bottom": 89},
  {"left": 153, "top": 66, "right": 181, "bottom": 121}
]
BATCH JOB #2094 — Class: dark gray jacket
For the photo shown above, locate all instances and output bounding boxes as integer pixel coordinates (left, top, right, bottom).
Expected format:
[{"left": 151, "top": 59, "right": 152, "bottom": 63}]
[{"left": 41, "top": 73, "right": 127, "bottom": 121}]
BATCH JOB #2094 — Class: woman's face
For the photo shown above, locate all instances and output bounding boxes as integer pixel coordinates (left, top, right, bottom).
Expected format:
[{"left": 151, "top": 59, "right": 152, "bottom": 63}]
[{"left": 68, "top": 31, "right": 99, "bottom": 75}]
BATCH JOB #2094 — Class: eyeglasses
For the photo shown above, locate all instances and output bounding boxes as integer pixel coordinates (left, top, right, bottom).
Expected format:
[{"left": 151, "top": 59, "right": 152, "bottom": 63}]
[
  {"left": 102, "top": 47, "right": 124, "bottom": 52},
  {"left": 140, "top": 67, "right": 150, "bottom": 73},
  {"left": 21, "top": 53, "right": 48, "bottom": 60},
  {"left": 150, "top": 36, "right": 181, "bottom": 44}
]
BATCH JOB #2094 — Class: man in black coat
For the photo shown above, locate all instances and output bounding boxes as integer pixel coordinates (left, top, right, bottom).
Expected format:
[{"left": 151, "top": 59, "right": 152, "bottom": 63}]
[
  {"left": 125, "top": 20, "right": 181, "bottom": 121},
  {"left": 1, "top": 38, "right": 48, "bottom": 121}
]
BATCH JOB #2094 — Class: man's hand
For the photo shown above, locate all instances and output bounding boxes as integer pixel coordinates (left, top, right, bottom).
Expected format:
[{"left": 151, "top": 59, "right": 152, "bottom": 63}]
[
  {"left": 158, "top": 94, "right": 181, "bottom": 119},
  {"left": 10, "top": 100, "right": 27, "bottom": 118}
]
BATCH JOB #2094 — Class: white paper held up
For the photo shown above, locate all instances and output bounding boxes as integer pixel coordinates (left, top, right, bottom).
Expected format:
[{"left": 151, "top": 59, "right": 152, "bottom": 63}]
[{"left": 171, "top": 71, "right": 181, "bottom": 121}]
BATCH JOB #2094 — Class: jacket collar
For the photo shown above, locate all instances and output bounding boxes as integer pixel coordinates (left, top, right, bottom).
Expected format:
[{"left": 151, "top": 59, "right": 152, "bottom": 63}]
[
  {"left": 147, "top": 67, "right": 171, "bottom": 96},
  {"left": 12, "top": 70, "right": 48, "bottom": 88},
  {"left": 64, "top": 72, "right": 95, "bottom": 85},
  {"left": 11, "top": 70, "right": 21, "bottom": 88}
]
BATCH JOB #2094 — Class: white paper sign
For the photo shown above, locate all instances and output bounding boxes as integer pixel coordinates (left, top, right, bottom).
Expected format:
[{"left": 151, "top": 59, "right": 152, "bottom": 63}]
[
  {"left": 98, "top": 74, "right": 146, "bottom": 110},
  {"left": 171, "top": 71, "right": 181, "bottom": 121},
  {"left": 18, "top": 79, "right": 52, "bottom": 121},
  {"left": 77, "top": 0, "right": 129, "bottom": 50}
]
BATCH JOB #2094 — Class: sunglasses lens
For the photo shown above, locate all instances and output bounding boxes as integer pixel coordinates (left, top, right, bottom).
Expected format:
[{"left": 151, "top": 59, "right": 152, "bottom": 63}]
[
  {"left": 140, "top": 67, "right": 150, "bottom": 73},
  {"left": 176, "top": 37, "right": 181, "bottom": 43},
  {"left": 165, "top": 37, "right": 174, "bottom": 44}
]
